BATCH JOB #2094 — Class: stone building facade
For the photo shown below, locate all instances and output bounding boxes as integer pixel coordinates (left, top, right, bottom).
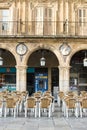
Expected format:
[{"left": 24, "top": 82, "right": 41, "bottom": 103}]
[{"left": 0, "top": 0, "right": 87, "bottom": 94}]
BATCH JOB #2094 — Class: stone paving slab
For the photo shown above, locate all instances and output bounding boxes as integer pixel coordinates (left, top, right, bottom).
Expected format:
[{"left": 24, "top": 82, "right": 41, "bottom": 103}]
[{"left": 0, "top": 103, "right": 87, "bottom": 130}]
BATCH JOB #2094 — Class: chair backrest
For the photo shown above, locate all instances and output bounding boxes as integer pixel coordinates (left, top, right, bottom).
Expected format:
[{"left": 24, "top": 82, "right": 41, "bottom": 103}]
[
  {"left": 81, "top": 98, "right": 87, "bottom": 108},
  {"left": 44, "top": 95, "right": 54, "bottom": 102},
  {"left": 66, "top": 92, "right": 74, "bottom": 98},
  {"left": 27, "top": 97, "right": 36, "bottom": 108},
  {"left": 40, "top": 97, "right": 51, "bottom": 108},
  {"left": 66, "top": 98, "right": 76, "bottom": 109},
  {"left": 44, "top": 93, "right": 51, "bottom": 97},
  {"left": 6, "top": 98, "right": 16, "bottom": 108},
  {"left": 80, "top": 91, "right": 87, "bottom": 97},
  {"left": 33, "top": 93, "right": 41, "bottom": 99},
  {"left": 36, "top": 91, "right": 42, "bottom": 95},
  {"left": 58, "top": 91, "right": 64, "bottom": 99},
  {"left": 45, "top": 91, "right": 51, "bottom": 94},
  {"left": 0, "top": 100, "right": 3, "bottom": 107}
]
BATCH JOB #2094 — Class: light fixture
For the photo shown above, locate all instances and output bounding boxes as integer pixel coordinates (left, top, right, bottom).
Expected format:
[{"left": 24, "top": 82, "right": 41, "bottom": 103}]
[
  {"left": 40, "top": 50, "right": 46, "bottom": 66},
  {"left": 83, "top": 51, "right": 87, "bottom": 67},
  {"left": 0, "top": 50, "right": 3, "bottom": 66}
]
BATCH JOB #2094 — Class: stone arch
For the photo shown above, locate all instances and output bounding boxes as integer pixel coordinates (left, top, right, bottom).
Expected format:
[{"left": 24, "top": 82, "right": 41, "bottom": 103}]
[
  {"left": 67, "top": 44, "right": 87, "bottom": 66},
  {"left": 24, "top": 43, "right": 62, "bottom": 65},
  {"left": 0, "top": 43, "right": 17, "bottom": 64}
]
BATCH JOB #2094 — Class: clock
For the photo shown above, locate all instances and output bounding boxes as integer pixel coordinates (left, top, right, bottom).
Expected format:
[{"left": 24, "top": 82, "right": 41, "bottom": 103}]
[
  {"left": 16, "top": 42, "right": 28, "bottom": 56},
  {"left": 59, "top": 43, "right": 71, "bottom": 56}
]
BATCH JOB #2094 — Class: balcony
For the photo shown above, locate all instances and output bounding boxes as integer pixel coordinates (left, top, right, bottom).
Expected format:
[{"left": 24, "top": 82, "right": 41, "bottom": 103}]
[{"left": 0, "top": 20, "right": 87, "bottom": 38}]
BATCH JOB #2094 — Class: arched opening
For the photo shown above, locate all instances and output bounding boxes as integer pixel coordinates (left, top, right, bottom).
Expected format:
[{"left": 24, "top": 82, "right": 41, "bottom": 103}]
[
  {"left": 0, "top": 49, "right": 16, "bottom": 91},
  {"left": 70, "top": 49, "right": 87, "bottom": 93},
  {"left": 27, "top": 49, "right": 59, "bottom": 96}
]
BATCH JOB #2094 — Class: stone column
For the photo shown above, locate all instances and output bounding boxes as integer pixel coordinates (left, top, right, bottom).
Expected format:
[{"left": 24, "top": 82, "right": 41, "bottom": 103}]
[
  {"left": 10, "top": 1, "right": 17, "bottom": 35},
  {"left": 64, "top": 0, "right": 69, "bottom": 34},
  {"left": 21, "top": 0, "right": 26, "bottom": 33},
  {"left": 59, "top": 65, "right": 70, "bottom": 93},
  {"left": 58, "top": 0, "right": 63, "bottom": 34},
  {"left": 68, "top": 1, "right": 75, "bottom": 35},
  {"left": 48, "top": 67, "right": 51, "bottom": 91},
  {"left": 17, "top": 0, "right": 21, "bottom": 34},
  {"left": 16, "top": 65, "right": 27, "bottom": 91}
]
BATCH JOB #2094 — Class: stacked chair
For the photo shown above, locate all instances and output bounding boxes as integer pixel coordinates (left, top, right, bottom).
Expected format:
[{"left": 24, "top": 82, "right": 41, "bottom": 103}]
[{"left": 0, "top": 90, "right": 55, "bottom": 118}]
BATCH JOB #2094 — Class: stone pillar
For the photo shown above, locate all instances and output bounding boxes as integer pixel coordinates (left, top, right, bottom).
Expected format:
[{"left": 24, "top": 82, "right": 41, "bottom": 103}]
[
  {"left": 64, "top": 0, "right": 69, "bottom": 34},
  {"left": 48, "top": 67, "right": 51, "bottom": 91},
  {"left": 10, "top": 1, "right": 17, "bottom": 35},
  {"left": 64, "top": 0, "right": 68, "bottom": 20},
  {"left": 21, "top": 0, "right": 26, "bottom": 33},
  {"left": 17, "top": 0, "right": 21, "bottom": 34},
  {"left": 16, "top": 65, "right": 27, "bottom": 91},
  {"left": 68, "top": 1, "right": 75, "bottom": 35},
  {"left": 59, "top": 65, "right": 70, "bottom": 93},
  {"left": 58, "top": 0, "right": 63, "bottom": 34}
]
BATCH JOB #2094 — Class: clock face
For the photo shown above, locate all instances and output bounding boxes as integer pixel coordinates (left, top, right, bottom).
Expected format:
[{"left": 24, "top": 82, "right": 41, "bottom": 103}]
[
  {"left": 59, "top": 43, "right": 71, "bottom": 56},
  {"left": 16, "top": 43, "right": 28, "bottom": 55}
]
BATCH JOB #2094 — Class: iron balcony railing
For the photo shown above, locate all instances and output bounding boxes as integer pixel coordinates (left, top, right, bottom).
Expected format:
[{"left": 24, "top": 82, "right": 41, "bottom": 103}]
[{"left": 0, "top": 20, "right": 87, "bottom": 37}]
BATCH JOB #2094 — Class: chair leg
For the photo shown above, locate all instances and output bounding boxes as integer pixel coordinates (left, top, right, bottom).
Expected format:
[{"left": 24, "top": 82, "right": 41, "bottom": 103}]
[
  {"left": 16, "top": 104, "right": 19, "bottom": 116},
  {"left": 4, "top": 108, "right": 7, "bottom": 117},
  {"left": 80, "top": 107, "right": 82, "bottom": 118},
  {"left": 58, "top": 97, "right": 61, "bottom": 107},
  {"left": 14, "top": 108, "right": 16, "bottom": 118},
  {"left": 25, "top": 108, "right": 27, "bottom": 117},
  {"left": 49, "top": 108, "right": 51, "bottom": 118},
  {"left": 35, "top": 108, "right": 37, "bottom": 118},
  {"left": 0, "top": 108, "right": 2, "bottom": 117},
  {"left": 52, "top": 102, "right": 55, "bottom": 112},
  {"left": 66, "top": 108, "right": 68, "bottom": 118},
  {"left": 64, "top": 104, "right": 66, "bottom": 117},
  {"left": 75, "top": 107, "right": 78, "bottom": 118},
  {"left": 39, "top": 108, "right": 40, "bottom": 117}
]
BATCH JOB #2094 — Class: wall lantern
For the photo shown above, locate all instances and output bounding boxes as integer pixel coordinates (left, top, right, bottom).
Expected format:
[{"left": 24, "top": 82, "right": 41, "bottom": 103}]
[
  {"left": 0, "top": 50, "right": 3, "bottom": 66},
  {"left": 83, "top": 51, "right": 87, "bottom": 67},
  {"left": 40, "top": 50, "right": 46, "bottom": 66},
  {"left": 0, "top": 56, "right": 3, "bottom": 66},
  {"left": 40, "top": 57, "right": 46, "bottom": 66}
]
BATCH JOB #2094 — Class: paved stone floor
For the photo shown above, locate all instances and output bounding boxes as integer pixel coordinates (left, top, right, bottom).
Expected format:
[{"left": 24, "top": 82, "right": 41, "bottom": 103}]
[{"left": 0, "top": 103, "right": 87, "bottom": 130}]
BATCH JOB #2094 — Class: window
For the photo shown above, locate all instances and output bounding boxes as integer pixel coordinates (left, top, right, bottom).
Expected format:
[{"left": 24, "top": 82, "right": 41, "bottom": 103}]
[
  {"left": 78, "top": 9, "right": 87, "bottom": 26},
  {"left": 0, "top": 9, "right": 9, "bottom": 31},
  {"left": 32, "top": 6, "right": 53, "bottom": 35}
]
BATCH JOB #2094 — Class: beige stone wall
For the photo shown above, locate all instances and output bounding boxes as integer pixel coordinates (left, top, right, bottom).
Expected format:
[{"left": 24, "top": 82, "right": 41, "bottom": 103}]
[
  {"left": 0, "top": 38, "right": 87, "bottom": 92},
  {"left": 0, "top": 0, "right": 87, "bottom": 93}
]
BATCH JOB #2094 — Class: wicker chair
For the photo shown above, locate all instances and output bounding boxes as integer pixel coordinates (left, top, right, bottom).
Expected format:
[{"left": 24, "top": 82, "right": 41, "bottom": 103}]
[
  {"left": 0, "top": 100, "right": 3, "bottom": 117},
  {"left": 39, "top": 97, "right": 52, "bottom": 117},
  {"left": 44, "top": 95, "right": 54, "bottom": 112},
  {"left": 4, "top": 98, "right": 17, "bottom": 117},
  {"left": 80, "top": 98, "right": 87, "bottom": 117},
  {"left": 65, "top": 98, "right": 78, "bottom": 118},
  {"left": 57, "top": 91, "right": 64, "bottom": 107},
  {"left": 25, "top": 97, "right": 37, "bottom": 118}
]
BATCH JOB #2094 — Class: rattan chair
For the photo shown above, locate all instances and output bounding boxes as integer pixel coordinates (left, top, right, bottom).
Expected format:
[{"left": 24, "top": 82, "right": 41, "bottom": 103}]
[
  {"left": 57, "top": 91, "right": 64, "bottom": 107},
  {"left": 4, "top": 97, "right": 17, "bottom": 118},
  {"left": 0, "top": 100, "right": 3, "bottom": 117},
  {"left": 39, "top": 97, "right": 52, "bottom": 117},
  {"left": 44, "top": 95, "right": 54, "bottom": 112},
  {"left": 80, "top": 98, "right": 87, "bottom": 117},
  {"left": 65, "top": 98, "right": 78, "bottom": 118},
  {"left": 25, "top": 97, "right": 37, "bottom": 118}
]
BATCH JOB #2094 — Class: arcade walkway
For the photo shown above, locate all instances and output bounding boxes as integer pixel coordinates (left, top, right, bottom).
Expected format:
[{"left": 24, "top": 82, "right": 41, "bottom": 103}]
[{"left": 0, "top": 103, "right": 87, "bottom": 130}]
